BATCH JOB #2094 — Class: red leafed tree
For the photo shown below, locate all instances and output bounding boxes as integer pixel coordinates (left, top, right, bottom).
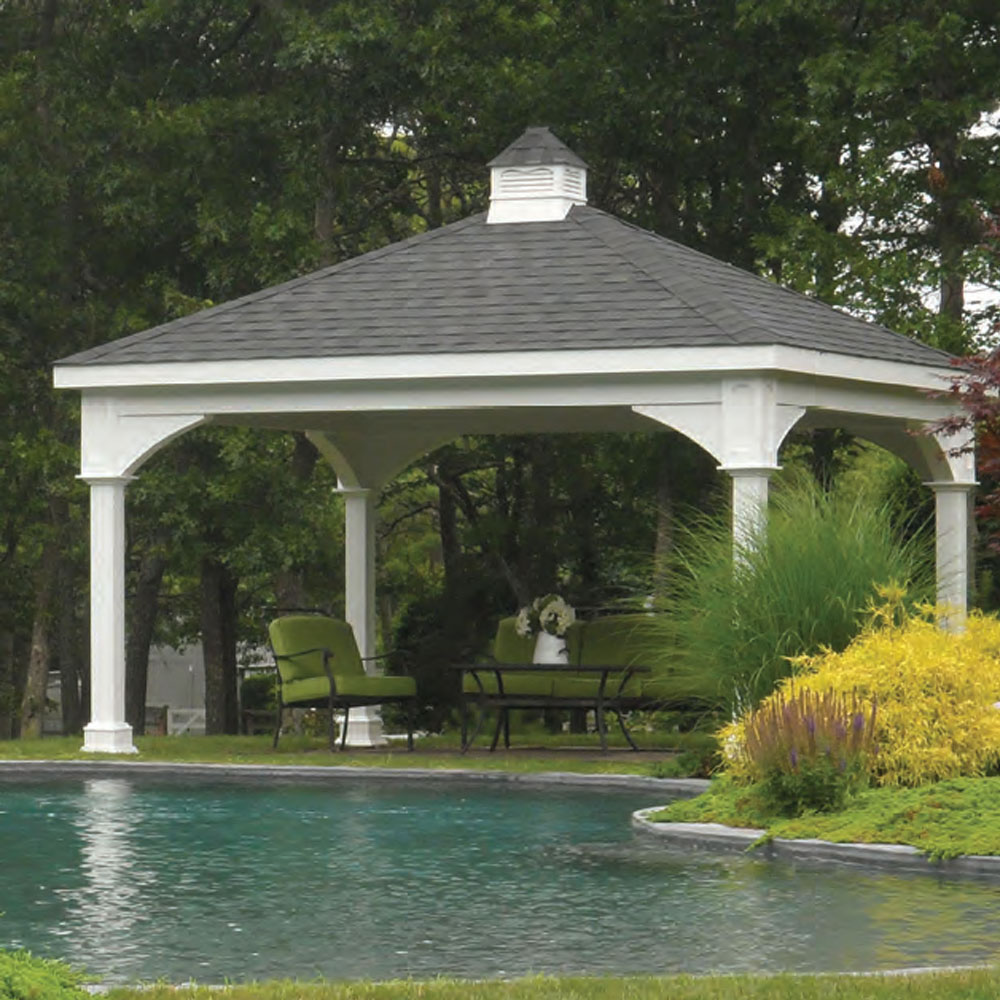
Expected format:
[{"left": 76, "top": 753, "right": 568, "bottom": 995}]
[{"left": 933, "top": 353, "right": 1000, "bottom": 550}]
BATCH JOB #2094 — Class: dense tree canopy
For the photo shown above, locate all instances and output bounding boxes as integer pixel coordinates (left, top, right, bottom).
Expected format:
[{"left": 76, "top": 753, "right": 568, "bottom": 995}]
[{"left": 1, "top": 0, "right": 997, "bottom": 735}]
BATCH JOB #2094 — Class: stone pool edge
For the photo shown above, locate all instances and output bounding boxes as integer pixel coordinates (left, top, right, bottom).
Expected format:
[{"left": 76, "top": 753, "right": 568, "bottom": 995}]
[
  {"left": 631, "top": 806, "right": 1000, "bottom": 877},
  {"left": 0, "top": 758, "right": 710, "bottom": 796}
]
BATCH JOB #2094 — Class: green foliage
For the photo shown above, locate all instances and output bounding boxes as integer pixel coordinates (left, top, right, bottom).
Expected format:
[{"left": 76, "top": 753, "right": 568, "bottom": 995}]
[
  {"left": 386, "top": 582, "right": 504, "bottom": 733},
  {"left": 240, "top": 674, "right": 277, "bottom": 712},
  {"left": 656, "top": 775, "right": 1000, "bottom": 863},
  {"left": 0, "top": 949, "right": 87, "bottom": 1000},
  {"left": 742, "top": 687, "right": 877, "bottom": 815},
  {"left": 724, "top": 598, "right": 1000, "bottom": 788},
  {"left": 2, "top": 0, "right": 997, "bottom": 739},
  {"left": 656, "top": 475, "right": 933, "bottom": 712}
]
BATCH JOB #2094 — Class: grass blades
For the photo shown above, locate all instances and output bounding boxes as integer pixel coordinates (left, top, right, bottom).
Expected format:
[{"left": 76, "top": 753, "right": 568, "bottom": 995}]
[
  {"left": 103, "top": 969, "right": 1000, "bottom": 1000},
  {"left": 646, "top": 474, "right": 933, "bottom": 713}
]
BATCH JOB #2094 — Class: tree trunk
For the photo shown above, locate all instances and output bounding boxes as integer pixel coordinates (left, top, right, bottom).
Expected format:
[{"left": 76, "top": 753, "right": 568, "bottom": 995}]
[
  {"left": 272, "top": 433, "right": 318, "bottom": 612},
  {"left": 20, "top": 536, "right": 61, "bottom": 738},
  {"left": 126, "top": 549, "right": 167, "bottom": 734},
  {"left": 0, "top": 629, "right": 15, "bottom": 739},
  {"left": 220, "top": 569, "right": 238, "bottom": 733},
  {"left": 201, "top": 556, "right": 239, "bottom": 734},
  {"left": 653, "top": 440, "right": 675, "bottom": 597},
  {"left": 931, "top": 139, "right": 969, "bottom": 354},
  {"left": 527, "top": 437, "right": 557, "bottom": 595},
  {"left": 437, "top": 461, "right": 462, "bottom": 596},
  {"left": 57, "top": 567, "right": 83, "bottom": 734}
]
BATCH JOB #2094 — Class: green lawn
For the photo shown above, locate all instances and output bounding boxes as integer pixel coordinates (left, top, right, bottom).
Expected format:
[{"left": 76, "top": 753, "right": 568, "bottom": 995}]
[
  {"left": 0, "top": 730, "right": 713, "bottom": 778},
  {"left": 653, "top": 775, "right": 1000, "bottom": 858},
  {"left": 102, "top": 969, "right": 1000, "bottom": 1000}
]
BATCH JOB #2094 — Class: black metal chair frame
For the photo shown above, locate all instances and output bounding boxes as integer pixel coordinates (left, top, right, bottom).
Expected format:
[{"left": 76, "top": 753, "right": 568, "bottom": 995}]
[{"left": 270, "top": 644, "right": 415, "bottom": 751}]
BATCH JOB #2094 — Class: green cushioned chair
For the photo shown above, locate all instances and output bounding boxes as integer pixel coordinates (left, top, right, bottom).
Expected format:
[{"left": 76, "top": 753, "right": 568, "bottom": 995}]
[{"left": 268, "top": 615, "right": 416, "bottom": 751}]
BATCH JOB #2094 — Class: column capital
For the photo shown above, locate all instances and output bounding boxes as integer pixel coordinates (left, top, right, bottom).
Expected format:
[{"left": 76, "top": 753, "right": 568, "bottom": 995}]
[
  {"left": 337, "top": 485, "right": 373, "bottom": 497},
  {"left": 924, "top": 480, "right": 978, "bottom": 492},
  {"left": 78, "top": 474, "right": 136, "bottom": 487},
  {"left": 719, "top": 465, "right": 781, "bottom": 477}
]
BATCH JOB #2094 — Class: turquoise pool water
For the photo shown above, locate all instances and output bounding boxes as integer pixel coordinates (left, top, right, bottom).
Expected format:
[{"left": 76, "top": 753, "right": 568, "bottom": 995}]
[{"left": 1, "top": 775, "right": 999, "bottom": 984}]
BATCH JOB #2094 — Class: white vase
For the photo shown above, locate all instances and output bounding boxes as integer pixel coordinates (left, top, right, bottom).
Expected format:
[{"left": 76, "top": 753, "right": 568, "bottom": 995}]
[{"left": 533, "top": 630, "right": 568, "bottom": 664}]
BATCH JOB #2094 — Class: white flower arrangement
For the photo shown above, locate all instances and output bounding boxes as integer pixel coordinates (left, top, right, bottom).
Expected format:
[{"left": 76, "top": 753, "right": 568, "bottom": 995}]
[{"left": 515, "top": 594, "right": 576, "bottom": 638}]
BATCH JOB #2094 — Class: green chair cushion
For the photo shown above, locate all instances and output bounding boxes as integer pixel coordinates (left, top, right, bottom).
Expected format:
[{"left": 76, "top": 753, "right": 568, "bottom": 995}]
[
  {"left": 269, "top": 616, "right": 364, "bottom": 683},
  {"left": 282, "top": 672, "right": 416, "bottom": 705}
]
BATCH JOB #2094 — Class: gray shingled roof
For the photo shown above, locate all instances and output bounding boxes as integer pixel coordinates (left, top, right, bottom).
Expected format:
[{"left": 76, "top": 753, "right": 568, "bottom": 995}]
[
  {"left": 488, "top": 125, "right": 589, "bottom": 169},
  {"left": 58, "top": 206, "right": 951, "bottom": 369}
]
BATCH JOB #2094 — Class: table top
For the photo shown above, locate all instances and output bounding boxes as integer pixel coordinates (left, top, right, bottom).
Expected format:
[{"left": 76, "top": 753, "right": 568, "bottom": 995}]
[{"left": 450, "top": 662, "right": 650, "bottom": 674}]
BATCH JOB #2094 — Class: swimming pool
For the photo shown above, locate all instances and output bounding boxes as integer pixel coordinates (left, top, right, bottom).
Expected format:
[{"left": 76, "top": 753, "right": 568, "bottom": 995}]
[{"left": 1, "top": 773, "right": 998, "bottom": 984}]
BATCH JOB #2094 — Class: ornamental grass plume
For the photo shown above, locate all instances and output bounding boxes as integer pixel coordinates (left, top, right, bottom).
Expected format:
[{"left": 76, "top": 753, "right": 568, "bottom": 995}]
[
  {"left": 646, "top": 474, "right": 932, "bottom": 714},
  {"left": 743, "top": 685, "right": 877, "bottom": 781},
  {"left": 721, "top": 590, "right": 1000, "bottom": 787}
]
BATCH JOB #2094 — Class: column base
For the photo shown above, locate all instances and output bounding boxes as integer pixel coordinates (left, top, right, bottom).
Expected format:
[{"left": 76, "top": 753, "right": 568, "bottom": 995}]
[
  {"left": 342, "top": 707, "right": 387, "bottom": 748},
  {"left": 82, "top": 722, "right": 138, "bottom": 754}
]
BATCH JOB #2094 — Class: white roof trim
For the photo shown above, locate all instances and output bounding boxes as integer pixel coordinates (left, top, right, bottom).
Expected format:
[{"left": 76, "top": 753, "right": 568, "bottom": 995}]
[{"left": 53, "top": 344, "right": 952, "bottom": 393}]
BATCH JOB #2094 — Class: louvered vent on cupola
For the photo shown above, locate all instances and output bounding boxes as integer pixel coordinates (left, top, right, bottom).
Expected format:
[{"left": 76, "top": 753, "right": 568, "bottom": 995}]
[{"left": 487, "top": 126, "right": 588, "bottom": 224}]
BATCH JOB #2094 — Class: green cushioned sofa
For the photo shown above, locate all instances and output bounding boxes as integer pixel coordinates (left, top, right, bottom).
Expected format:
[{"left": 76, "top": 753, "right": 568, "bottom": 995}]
[{"left": 459, "top": 612, "right": 684, "bottom": 751}]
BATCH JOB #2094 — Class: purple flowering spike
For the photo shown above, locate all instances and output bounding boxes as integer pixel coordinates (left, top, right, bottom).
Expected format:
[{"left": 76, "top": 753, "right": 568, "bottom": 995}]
[
  {"left": 806, "top": 715, "right": 816, "bottom": 735},
  {"left": 789, "top": 747, "right": 798, "bottom": 770},
  {"left": 853, "top": 712, "right": 865, "bottom": 733}
]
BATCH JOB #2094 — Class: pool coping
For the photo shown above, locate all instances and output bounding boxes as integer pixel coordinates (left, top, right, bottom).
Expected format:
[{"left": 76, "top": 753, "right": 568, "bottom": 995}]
[
  {"left": 631, "top": 806, "right": 1000, "bottom": 877},
  {"left": 0, "top": 758, "right": 710, "bottom": 796}
]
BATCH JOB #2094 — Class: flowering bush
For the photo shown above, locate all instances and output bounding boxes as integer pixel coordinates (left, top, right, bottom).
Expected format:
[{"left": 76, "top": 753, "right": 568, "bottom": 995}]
[
  {"left": 740, "top": 686, "right": 877, "bottom": 814},
  {"left": 515, "top": 594, "right": 575, "bottom": 637},
  {"left": 721, "top": 592, "right": 1000, "bottom": 788}
]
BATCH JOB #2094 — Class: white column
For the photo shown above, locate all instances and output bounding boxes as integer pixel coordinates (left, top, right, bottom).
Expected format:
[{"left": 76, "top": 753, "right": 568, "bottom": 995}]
[
  {"left": 723, "top": 466, "right": 776, "bottom": 556},
  {"left": 341, "top": 488, "right": 386, "bottom": 747},
  {"left": 928, "top": 482, "right": 975, "bottom": 628},
  {"left": 82, "top": 477, "right": 137, "bottom": 753}
]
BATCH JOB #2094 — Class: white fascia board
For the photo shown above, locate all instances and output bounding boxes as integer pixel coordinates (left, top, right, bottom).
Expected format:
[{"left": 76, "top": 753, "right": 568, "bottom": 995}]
[{"left": 53, "top": 344, "right": 952, "bottom": 393}]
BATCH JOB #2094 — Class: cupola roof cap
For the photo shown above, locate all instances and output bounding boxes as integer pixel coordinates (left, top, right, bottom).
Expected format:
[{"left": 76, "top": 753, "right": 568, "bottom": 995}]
[{"left": 488, "top": 126, "right": 588, "bottom": 169}]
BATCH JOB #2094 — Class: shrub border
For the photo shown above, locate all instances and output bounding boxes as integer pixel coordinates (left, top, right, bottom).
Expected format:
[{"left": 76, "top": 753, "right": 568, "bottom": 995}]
[{"left": 631, "top": 807, "right": 1000, "bottom": 877}]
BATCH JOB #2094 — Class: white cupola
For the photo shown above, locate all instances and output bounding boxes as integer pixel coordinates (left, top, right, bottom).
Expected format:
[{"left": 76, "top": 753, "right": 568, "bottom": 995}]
[{"left": 486, "top": 126, "right": 588, "bottom": 224}]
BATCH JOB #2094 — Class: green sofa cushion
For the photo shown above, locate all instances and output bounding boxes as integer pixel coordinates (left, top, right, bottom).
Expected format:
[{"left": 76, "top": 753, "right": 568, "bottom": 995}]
[
  {"left": 493, "top": 617, "right": 537, "bottom": 664},
  {"left": 462, "top": 672, "right": 555, "bottom": 697},
  {"left": 573, "top": 614, "right": 655, "bottom": 668},
  {"left": 550, "top": 674, "right": 643, "bottom": 699},
  {"left": 282, "top": 672, "right": 416, "bottom": 705}
]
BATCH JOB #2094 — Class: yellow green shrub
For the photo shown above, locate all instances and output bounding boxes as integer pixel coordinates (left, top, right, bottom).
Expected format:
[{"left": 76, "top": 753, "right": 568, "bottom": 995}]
[{"left": 720, "top": 599, "right": 1000, "bottom": 787}]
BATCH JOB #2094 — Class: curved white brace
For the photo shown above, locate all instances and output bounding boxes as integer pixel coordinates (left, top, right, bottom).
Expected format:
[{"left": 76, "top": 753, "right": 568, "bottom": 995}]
[
  {"left": 306, "top": 428, "right": 455, "bottom": 490},
  {"left": 80, "top": 394, "right": 207, "bottom": 478},
  {"left": 634, "top": 379, "right": 806, "bottom": 468}
]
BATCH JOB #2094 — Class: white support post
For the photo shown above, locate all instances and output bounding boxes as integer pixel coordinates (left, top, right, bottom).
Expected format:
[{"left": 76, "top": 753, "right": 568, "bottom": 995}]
[
  {"left": 341, "top": 487, "right": 386, "bottom": 747},
  {"left": 82, "top": 477, "right": 137, "bottom": 753},
  {"left": 928, "top": 482, "right": 975, "bottom": 629},
  {"left": 724, "top": 467, "right": 775, "bottom": 556}
]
